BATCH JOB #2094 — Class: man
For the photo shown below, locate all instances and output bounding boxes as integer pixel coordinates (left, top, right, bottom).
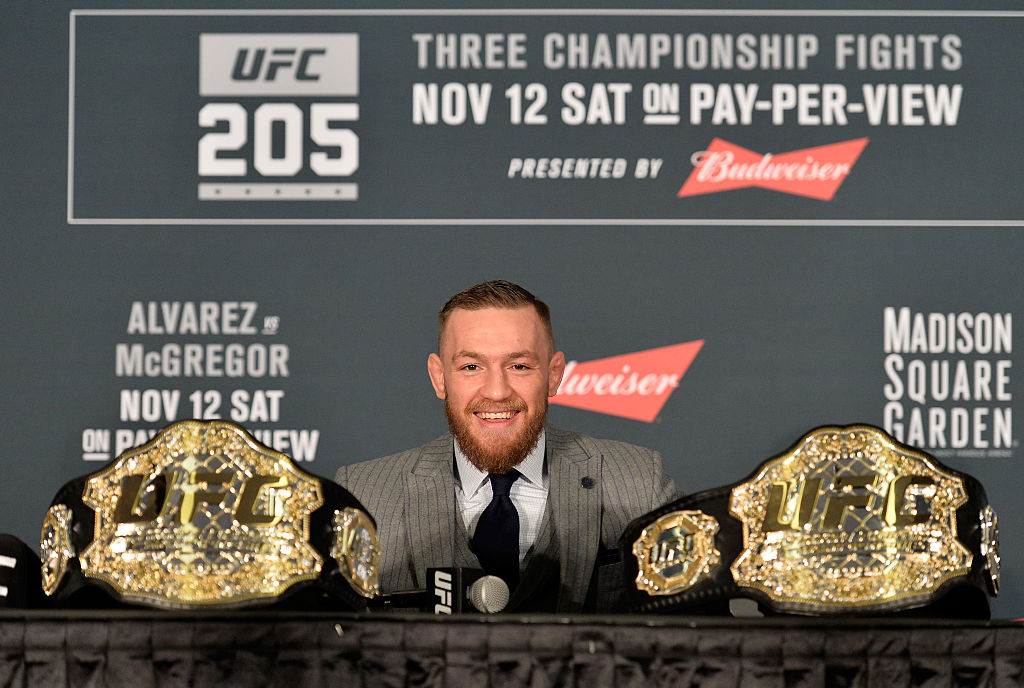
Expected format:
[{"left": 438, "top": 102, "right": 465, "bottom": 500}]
[{"left": 336, "top": 281, "right": 679, "bottom": 612}]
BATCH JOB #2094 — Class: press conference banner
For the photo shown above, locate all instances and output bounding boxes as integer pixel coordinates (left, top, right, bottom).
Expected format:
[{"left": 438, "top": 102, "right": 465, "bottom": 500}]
[
  {"left": 1, "top": 2, "right": 1021, "bottom": 617},
  {"left": 68, "top": 8, "right": 1020, "bottom": 224}
]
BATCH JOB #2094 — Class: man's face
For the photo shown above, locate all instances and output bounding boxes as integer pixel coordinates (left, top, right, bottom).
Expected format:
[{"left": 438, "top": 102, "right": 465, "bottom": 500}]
[{"left": 427, "top": 306, "right": 566, "bottom": 474}]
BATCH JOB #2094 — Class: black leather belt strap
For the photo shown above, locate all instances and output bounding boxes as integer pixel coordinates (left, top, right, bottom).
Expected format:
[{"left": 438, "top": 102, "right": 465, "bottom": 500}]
[{"left": 620, "top": 425, "right": 999, "bottom": 618}]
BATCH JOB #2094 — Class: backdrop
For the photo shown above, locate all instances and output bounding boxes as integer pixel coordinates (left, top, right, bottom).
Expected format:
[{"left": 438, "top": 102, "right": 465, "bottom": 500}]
[{"left": 2, "top": 0, "right": 1021, "bottom": 616}]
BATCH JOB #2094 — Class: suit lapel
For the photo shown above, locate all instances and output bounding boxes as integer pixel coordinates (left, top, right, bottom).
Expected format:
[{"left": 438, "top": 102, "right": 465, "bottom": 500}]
[
  {"left": 547, "top": 427, "right": 601, "bottom": 611},
  {"left": 402, "top": 428, "right": 601, "bottom": 610},
  {"left": 404, "top": 435, "right": 459, "bottom": 588}
]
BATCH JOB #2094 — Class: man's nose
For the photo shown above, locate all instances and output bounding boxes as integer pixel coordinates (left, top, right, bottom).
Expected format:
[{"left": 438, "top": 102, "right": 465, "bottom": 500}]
[{"left": 481, "top": 368, "right": 512, "bottom": 399}]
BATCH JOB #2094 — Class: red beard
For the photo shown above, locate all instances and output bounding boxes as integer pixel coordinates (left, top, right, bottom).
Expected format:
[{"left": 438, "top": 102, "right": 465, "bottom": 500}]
[{"left": 445, "top": 398, "right": 546, "bottom": 474}]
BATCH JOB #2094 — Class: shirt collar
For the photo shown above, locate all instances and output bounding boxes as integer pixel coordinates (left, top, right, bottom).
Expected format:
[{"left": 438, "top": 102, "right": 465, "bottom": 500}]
[{"left": 454, "top": 429, "right": 546, "bottom": 496}]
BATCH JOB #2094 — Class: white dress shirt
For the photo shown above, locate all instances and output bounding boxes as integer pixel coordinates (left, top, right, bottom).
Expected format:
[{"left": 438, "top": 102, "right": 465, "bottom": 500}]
[{"left": 454, "top": 430, "right": 549, "bottom": 564}]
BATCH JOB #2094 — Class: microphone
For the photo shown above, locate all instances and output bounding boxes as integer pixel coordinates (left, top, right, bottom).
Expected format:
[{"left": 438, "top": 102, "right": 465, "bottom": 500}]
[
  {"left": 430, "top": 567, "right": 509, "bottom": 614},
  {"left": 467, "top": 574, "right": 510, "bottom": 613},
  {"left": 0, "top": 534, "right": 44, "bottom": 609},
  {"left": 367, "top": 567, "right": 510, "bottom": 613}
]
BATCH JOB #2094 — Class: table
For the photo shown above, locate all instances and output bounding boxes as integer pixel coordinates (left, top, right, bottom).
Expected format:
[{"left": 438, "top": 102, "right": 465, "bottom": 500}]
[{"left": 0, "top": 611, "right": 1020, "bottom": 687}]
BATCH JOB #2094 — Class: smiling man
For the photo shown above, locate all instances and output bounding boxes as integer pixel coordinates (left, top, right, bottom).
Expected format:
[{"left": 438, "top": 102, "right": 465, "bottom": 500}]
[{"left": 336, "top": 281, "right": 679, "bottom": 613}]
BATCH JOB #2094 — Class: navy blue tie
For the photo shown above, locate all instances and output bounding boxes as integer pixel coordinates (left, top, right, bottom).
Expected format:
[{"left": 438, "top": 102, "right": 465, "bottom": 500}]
[{"left": 471, "top": 471, "right": 520, "bottom": 588}]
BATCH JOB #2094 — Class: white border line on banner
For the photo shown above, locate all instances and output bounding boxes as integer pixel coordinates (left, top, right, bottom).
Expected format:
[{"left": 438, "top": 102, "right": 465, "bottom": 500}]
[
  {"left": 67, "top": 10, "right": 1024, "bottom": 17},
  {"left": 67, "top": 9, "right": 1024, "bottom": 227},
  {"left": 67, "top": 219, "right": 1024, "bottom": 227}
]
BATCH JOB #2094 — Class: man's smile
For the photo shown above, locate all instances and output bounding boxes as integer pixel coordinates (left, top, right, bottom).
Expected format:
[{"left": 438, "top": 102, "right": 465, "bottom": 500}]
[{"left": 475, "top": 410, "right": 520, "bottom": 421}]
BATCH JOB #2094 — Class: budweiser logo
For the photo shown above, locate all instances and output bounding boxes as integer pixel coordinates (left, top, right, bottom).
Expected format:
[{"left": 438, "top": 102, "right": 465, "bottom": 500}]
[
  {"left": 678, "top": 138, "right": 868, "bottom": 200},
  {"left": 551, "top": 341, "right": 703, "bottom": 422}
]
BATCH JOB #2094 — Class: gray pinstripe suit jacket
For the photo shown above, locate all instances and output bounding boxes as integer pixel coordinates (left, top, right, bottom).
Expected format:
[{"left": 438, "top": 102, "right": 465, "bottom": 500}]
[{"left": 334, "top": 425, "right": 679, "bottom": 613}]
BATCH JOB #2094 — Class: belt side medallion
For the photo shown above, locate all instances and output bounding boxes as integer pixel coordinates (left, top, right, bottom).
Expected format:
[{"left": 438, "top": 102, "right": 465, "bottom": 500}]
[
  {"left": 331, "top": 507, "right": 381, "bottom": 598},
  {"left": 40, "top": 504, "right": 75, "bottom": 596},
  {"left": 633, "top": 510, "right": 721, "bottom": 595}
]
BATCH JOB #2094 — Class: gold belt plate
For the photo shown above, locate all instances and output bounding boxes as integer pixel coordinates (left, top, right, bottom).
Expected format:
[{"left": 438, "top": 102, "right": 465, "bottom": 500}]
[
  {"left": 80, "top": 420, "right": 324, "bottom": 607},
  {"left": 729, "top": 426, "right": 971, "bottom": 611}
]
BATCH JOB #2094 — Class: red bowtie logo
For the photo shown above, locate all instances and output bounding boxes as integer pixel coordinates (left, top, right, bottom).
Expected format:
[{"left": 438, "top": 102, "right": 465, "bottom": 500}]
[
  {"left": 551, "top": 341, "right": 703, "bottom": 422},
  {"left": 678, "top": 138, "right": 868, "bottom": 201}
]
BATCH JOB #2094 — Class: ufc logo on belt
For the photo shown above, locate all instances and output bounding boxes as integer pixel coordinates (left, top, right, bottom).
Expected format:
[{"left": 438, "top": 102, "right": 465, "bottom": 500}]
[{"left": 763, "top": 474, "right": 935, "bottom": 531}]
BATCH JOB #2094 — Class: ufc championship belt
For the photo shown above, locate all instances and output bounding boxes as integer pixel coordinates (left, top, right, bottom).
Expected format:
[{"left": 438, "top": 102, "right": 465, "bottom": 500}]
[
  {"left": 41, "top": 420, "right": 381, "bottom": 610},
  {"left": 621, "top": 425, "right": 999, "bottom": 618}
]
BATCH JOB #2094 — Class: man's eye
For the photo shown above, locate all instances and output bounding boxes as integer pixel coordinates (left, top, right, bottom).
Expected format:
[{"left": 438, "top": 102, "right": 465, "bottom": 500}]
[
  {"left": 511, "top": 364, "right": 529, "bottom": 370},
  {"left": 462, "top": 364, "right": 479, "bottom": 371}
]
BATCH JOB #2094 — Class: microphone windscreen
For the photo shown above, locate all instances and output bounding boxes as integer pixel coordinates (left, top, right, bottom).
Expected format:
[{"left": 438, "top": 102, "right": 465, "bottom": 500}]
[{"left": 467, "top": 574, "right": 509, "bottom": 613}]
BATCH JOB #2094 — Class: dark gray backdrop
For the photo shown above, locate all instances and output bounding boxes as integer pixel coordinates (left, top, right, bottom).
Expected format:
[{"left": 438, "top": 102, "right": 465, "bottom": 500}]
[{"left": 2, "top": 1, "right": 1021, "bottom": 616}]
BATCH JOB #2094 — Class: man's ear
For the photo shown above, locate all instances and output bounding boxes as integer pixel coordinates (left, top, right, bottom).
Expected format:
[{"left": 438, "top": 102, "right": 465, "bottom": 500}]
[
  {"left": 548, "top": 350, "right": 566, "bottom": 396},
  {"left": 427, "top": 353, "right": 446, "bottom": 400}
]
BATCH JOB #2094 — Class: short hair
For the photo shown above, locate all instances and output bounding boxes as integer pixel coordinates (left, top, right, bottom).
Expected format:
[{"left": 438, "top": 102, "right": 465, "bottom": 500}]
[{"left": 438, "top": 280, "right": 554, "bottom": 349}]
